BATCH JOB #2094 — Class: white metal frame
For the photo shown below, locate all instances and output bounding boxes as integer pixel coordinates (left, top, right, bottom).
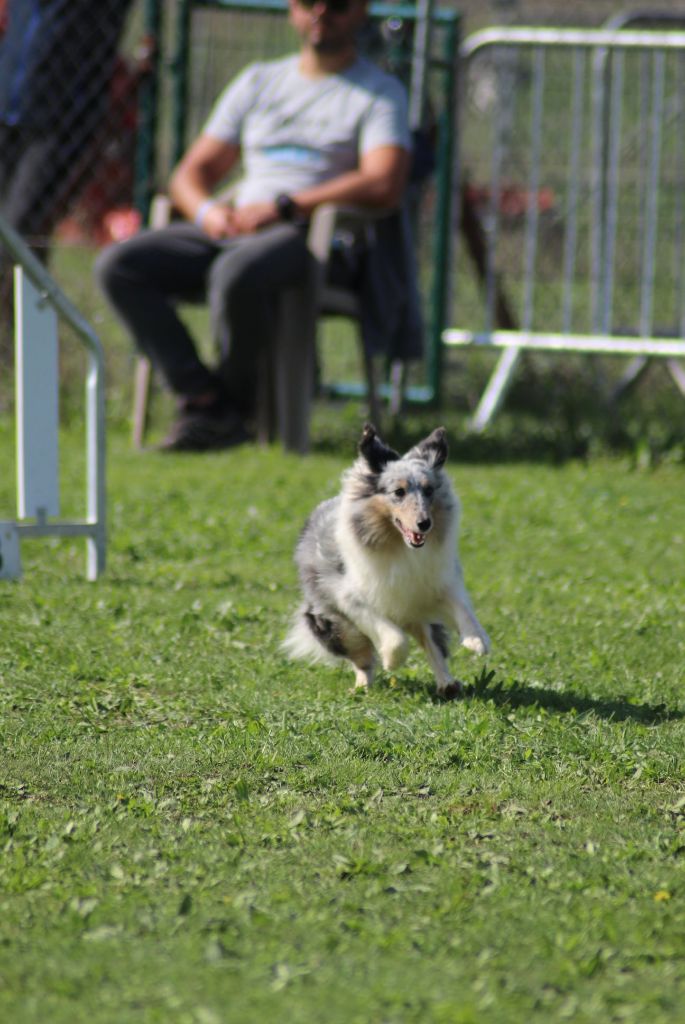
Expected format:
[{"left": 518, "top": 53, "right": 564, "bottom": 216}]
[{"left": 0, "top": 215, "right": 106, "bottom": 580}]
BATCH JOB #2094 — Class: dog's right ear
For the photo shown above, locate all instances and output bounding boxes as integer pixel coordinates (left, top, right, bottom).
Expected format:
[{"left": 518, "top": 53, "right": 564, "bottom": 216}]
[
  {"left": 359, "top": 423, "right": 400, "bottom": 474},
  {"left": 416, "top": 426, "right": 448, "bottom": 469}
]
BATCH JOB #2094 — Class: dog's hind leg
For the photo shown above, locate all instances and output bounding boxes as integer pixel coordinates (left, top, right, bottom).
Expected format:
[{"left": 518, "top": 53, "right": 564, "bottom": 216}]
[
  {"left": 351, "top": 658, "right": 376, "bottom": 691},
  {"left": 412, "top": 623, "right": 464, "bottom": 699},
  {"left": 339, "top": 597, "right": 409, "bottom": 672}
]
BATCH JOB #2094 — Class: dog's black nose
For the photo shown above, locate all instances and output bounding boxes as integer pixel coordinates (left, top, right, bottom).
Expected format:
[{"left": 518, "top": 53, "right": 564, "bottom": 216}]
[{"left": 418, "top": 518, "right": 432, "bottom": 533}]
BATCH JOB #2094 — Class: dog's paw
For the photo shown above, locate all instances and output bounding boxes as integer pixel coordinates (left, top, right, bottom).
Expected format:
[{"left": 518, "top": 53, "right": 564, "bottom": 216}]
[
  {"left": 379, "top": 631, "right": 409, "bottom": 671},
  {"left": 436, "top": 679, "right": 464, "bottom": 700},
  {"left": 461, "top": 632, "right": 491, "bottom": 656}
]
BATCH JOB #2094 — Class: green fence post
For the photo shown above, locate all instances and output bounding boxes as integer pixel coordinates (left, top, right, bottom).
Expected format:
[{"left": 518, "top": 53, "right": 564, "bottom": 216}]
[
  {"left": 171, "top": 0, "right": 193, "bottom": 167},
  {"left": 134, "top": 0, "right": 163, "bottom": 222}
]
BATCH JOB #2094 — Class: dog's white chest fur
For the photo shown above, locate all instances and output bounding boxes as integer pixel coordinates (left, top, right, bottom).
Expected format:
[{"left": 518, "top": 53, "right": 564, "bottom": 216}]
[{"left": 337, "top": 524, "right": 451, "bottom": 626}]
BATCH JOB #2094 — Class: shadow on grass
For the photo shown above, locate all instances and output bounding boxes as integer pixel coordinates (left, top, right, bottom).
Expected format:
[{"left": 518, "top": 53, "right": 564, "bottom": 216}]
[
  {"left": 309, "top": 366, "right": 685, "bottom": 467},
  {"left": 390, "top": 670, "right": 682, "bottom": 724},
  {"left": 309, "top": 415, "right": 594, "bottom": 465},
  {"left": 462, "top": 670, "right": 682, "bottom": 725}
]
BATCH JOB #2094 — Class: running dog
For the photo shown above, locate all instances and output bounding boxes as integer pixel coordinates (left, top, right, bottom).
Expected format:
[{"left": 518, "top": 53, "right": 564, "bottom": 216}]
[{"left": 284, "top": 424, "right": 490, "bottom": 698}]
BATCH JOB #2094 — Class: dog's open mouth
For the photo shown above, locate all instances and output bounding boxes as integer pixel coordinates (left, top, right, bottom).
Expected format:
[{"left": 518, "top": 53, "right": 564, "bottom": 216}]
[{"left": 395, "top": 520, "right": 426, "bottom": 548}]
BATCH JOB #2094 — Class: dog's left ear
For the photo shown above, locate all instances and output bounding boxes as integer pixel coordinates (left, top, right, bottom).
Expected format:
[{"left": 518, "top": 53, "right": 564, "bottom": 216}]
[
  {"left": 359, "top": 423, "right": 400, "bottom": 474},
  {"left": 416, "top": 426, "right": 448, "bottom": 469}
]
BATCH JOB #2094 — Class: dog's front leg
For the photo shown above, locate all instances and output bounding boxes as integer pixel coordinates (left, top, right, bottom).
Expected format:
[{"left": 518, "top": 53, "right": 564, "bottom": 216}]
[
  {"left": 448, "top": 575, "right": 491, "bottom": 656},
  {"left": 411, "top": 624, "right": 463, "bottom": 699}
]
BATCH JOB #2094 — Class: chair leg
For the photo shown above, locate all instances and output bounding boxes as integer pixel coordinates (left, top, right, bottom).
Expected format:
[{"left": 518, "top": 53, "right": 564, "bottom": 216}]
[
  {"left": 132, "top": 356, "right": 153, "bottom": 449},
  {"left": 254, "top": 206, "right": 337, "bottom": 452},
  {"left": 362, "top": 344, "right": 382, "bottom": 429},
  {"left": 256, "top": 345, "right": 277, "bottom": 446},
  {"left": 389, "top": 359, "right": 406, "bottom": 417},
  {"left": 273, "top": 286, "right": 317, "bottom": 454}
]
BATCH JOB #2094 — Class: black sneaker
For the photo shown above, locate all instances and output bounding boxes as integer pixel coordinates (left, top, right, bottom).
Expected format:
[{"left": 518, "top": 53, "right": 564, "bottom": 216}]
[{"left": 158, "top": 404, "right": 250, "bottom": 452}]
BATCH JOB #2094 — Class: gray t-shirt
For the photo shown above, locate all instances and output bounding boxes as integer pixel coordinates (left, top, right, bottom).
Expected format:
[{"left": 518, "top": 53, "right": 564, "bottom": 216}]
[{"left": 203, "top": 53, "right": 411, "bottom": 207}]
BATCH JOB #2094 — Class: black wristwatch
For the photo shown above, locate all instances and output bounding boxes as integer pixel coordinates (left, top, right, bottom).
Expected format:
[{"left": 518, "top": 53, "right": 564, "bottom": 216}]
[{"left": 275, "top": 193, "right": 297, "bottom": 222}]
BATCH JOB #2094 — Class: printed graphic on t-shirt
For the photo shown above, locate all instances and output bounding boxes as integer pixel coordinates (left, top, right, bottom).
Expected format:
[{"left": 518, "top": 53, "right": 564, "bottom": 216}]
[{"left": 260, "top": 145, "right": 328, "bottom": 169}]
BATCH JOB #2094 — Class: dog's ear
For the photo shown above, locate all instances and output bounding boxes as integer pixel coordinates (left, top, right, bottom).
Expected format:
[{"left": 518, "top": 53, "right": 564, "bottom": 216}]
[
  {"left": 416, "top": 426, "right": 448, "bottom": 469},
  {"left": 359, "top": 423, "right": 400, "bottom": 474}
]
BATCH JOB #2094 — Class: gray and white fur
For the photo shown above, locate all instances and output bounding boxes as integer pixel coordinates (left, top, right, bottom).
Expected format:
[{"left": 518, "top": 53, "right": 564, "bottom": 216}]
[{"left": 284, "top": 424, "right": 490, "bottom": 698}]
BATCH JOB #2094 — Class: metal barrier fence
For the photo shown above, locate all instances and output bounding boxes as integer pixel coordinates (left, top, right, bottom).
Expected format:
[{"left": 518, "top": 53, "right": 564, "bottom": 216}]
[
  {"left": 0, "top": 214, "right": 106, "bottom": 581},
  {"left": 445, "top": 26, "right": 685, "bottom": 430}
]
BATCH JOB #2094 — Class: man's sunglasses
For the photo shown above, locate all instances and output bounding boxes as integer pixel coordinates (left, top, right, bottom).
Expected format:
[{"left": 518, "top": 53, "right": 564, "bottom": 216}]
[{"left": 297, "top": 0, "right": 354, "bottom": 13}]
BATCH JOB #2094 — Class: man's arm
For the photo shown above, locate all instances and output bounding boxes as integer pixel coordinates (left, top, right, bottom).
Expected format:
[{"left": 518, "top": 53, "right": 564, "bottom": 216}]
[
  {"left": 299, "top": 143, "right": 410, "bottom": 211},
  {"left": 229, "top": 143, "right": 409, "bottom": 235},
  {"left": 168, "top": 133, "right": 241, "bottom": 238},
  {"left": 169, "top": 134, "right": 410, "bottom": 238}
]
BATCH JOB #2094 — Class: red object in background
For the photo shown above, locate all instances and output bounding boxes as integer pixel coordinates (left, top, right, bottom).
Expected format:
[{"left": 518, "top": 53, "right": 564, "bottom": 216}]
[
  {"left": 57, "top": 205, "right": 141, "bottom": 245},
  {"left": 465, "top": 183, "right": 556, "bottom": 219},
  {"left": 56, "top": 52, "right": 150, "bottom": 245},
  {"left": 101, "top": 207, "right": 141, "bottom": 242}
]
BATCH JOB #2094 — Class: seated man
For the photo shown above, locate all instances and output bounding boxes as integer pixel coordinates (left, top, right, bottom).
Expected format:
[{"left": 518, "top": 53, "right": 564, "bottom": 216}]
[{"left": 96, "top": 0, "right": 411, "bottom": 451}]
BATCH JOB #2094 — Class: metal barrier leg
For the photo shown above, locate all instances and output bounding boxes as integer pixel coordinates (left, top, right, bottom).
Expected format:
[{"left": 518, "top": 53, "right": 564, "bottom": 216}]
[
  {"left": 667, "top": 359, "right": 685, "bottom": 397},
  {"left": 470, "top": 347, "right": 521, "bottom": 432},
  {"left": 15, "top": 270, "right": 60, "bottom": 520},
  {"left": 0, "top": 523, "right": 21, "bottom": 580},
  {"left": 611, "top": 355, "right": 650, "bottom": 401},
  {"left": 85, "top": 350, "right": 107, "bottom": 580}
]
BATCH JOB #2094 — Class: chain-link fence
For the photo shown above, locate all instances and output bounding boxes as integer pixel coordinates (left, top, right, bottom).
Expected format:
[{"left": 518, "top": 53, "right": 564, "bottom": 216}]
[{"left": 0, "top": 0, "right": 154, "bottom": 358}]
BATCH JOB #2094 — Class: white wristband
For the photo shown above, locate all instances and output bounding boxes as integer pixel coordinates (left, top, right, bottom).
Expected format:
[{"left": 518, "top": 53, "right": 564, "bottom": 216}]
[{"left": 194, "top": 198, "right": 217, "bottom": 228}]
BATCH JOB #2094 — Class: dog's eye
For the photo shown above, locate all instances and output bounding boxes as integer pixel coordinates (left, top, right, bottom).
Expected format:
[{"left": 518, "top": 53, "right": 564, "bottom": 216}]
[
  {"left": 423, "top": 486, "right": 434, "bottom": 497},
  {"left": 393, "top": 487, "right": 406, "bottom": 498}
]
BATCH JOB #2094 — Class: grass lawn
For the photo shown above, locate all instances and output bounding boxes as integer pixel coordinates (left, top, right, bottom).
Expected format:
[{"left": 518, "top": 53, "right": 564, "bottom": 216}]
[{"left": 0, "top": 409, "right": 683, "bottom": 1023}]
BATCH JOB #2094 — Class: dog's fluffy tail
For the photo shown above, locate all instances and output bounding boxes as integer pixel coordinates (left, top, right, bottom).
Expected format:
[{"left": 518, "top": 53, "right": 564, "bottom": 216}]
[{"left": 282, "top": 609, "right": 340, "bottom": 666}]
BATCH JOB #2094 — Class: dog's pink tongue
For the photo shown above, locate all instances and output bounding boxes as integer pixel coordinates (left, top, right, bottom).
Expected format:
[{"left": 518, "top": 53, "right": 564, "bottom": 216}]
[{"left": 397, "top": 521, "right": 425, "bottom": 547}]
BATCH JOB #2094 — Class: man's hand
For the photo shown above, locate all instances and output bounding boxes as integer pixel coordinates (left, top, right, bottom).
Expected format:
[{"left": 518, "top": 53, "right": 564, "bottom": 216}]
[
  {"left": 168, "top": 134, "right": 241, "bottom": 233},
  {"left": 228, "top": 202, "right": 280, "bottom": 235},
  {"left": 198, "top": 202, "right": 238, "bottom": 239},
  {"left": 197, "top": 200, "right": 280, "bottom": 238}
]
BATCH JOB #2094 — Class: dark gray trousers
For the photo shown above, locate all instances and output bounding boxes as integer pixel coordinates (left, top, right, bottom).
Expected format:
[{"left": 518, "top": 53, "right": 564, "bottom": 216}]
[{"left": 95, "top": 220, "right": 310, "bottom": 413}]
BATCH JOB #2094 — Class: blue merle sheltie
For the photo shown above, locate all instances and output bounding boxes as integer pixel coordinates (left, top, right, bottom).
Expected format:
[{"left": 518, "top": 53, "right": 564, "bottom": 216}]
[{"left": 284, "top": 424, "right": 490, "bottom": 698}]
